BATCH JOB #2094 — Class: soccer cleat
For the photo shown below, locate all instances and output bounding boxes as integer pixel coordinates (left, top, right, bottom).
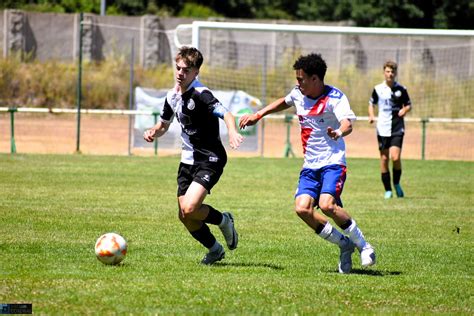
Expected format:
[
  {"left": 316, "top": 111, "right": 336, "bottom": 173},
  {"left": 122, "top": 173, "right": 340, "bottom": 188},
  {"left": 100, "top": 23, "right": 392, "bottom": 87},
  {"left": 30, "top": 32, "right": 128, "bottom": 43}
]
[
  {"left": 360, "top": 243, "right": 376, "bottom": 267},
  {"left": 201, "top": 244, "right": 225, "bottom": 265},
  {"left": 394, "top": 184, "right": 404, "bottom": 198},
  {"left": 219, "top": 212, "right": 238, "bottom": 250},
  {"left": 338, "top": 237, "right": 356, "bottom": 274},
  {"left": 384, "top": 191, "right": 393, "bottom": 199}
]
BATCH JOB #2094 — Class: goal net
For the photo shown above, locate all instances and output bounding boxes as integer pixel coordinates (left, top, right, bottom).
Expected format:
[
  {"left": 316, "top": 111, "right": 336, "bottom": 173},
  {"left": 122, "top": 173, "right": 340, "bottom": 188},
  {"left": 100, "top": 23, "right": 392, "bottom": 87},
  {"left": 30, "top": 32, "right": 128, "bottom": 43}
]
[
  {"left": 174, "top": 21, "right": 474, "bottom": 119},
  {"left": 167, "top": 21, "right": 474, "bottom": 160}
]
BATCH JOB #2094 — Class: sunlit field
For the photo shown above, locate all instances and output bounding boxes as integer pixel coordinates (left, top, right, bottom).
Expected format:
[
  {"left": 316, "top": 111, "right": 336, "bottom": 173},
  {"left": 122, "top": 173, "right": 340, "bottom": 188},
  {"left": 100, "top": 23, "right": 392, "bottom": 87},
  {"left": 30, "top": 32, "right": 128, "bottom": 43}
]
[{"left": 0, "top": 154, "right": 472, "bottom": 314}]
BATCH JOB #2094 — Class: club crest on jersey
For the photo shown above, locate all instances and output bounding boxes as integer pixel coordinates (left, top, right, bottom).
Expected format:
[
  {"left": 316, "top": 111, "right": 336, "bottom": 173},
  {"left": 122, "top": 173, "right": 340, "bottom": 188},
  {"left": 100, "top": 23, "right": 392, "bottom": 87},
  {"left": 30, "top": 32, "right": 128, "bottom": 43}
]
[
  {"left": 201, "top": 174, "right": 211, "bottom": 182},
  {"left": 187, "top": 99, "right": 196, "bottom": 110},
  {"left": 328, "top": 88, "right": 343, "bottom": 99}
]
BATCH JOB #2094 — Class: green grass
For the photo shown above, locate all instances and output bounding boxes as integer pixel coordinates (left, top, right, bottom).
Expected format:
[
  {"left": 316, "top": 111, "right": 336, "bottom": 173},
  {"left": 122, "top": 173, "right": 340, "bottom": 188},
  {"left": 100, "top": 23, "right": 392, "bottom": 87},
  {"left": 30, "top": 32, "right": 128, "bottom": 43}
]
[{"left": 0, "top": 154, "right": 472, "bottom": 314}]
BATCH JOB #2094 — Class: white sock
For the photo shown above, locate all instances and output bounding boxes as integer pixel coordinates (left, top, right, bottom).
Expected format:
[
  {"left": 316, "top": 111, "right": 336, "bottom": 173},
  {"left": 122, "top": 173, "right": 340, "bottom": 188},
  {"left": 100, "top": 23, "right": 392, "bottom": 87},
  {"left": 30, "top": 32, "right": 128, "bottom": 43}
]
[
  {"left": 344, "top": 220, "right": 367, "bottom": 250},
  {"left": 317, "top": 222, "right": 346, "bottom": 247}
]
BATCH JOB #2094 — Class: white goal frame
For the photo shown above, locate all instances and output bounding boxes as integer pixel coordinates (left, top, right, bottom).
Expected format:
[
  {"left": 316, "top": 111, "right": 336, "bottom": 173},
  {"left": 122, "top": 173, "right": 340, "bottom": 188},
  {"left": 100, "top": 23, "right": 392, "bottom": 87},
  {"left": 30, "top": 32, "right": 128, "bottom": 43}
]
[{"left": 175, "top": 21, "right": 474, "bottom": 76}]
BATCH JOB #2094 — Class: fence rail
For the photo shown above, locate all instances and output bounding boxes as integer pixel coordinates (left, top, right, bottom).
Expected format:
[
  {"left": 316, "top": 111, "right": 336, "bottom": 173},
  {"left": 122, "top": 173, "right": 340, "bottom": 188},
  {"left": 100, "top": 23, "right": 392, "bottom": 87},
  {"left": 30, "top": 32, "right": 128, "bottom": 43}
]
[{"left": 0, "top": 107, "right": 473, "bottom": 161}]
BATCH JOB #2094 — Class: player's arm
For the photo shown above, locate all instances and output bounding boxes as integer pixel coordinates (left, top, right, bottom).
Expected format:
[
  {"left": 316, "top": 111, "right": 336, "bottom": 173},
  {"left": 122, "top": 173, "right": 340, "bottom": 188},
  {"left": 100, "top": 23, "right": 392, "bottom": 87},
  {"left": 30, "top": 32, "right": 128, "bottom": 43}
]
[
  {"left": 398, "top": 87, "right": 412, "bottom": 117},
  {"left": 368, "top": 88, "right": 378, "bottom": 124},
  {"left": 368, "top": 104, "right": 376, "bottom": 124},
  {"left": 143, "top": 120, "right": 170, "bottom": 142},
  {"left": 398, "top": 104, "right": 411, "bottom": 117},
  {"left": 327, "top": 118, "right": 353, "bottom": 141},
  {"left": 223, "top": 112, "right": 244, "bottom": 149},
  {"left": 205, "top": 91, "right": 243, "bottom": 149},
  {"left": 239, "top": 97, "right": 290, "bottom": 129}
]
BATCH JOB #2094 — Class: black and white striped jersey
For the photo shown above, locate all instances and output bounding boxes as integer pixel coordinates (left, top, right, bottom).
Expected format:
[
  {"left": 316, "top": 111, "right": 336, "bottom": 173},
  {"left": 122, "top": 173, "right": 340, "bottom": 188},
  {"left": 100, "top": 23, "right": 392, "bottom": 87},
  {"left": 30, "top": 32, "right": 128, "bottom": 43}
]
[
  {"left": 369, "top": 81, "right": 411, "bottom": 137},
  {"left": 160, "top": 79, "right": 228, "bottom": 166}
]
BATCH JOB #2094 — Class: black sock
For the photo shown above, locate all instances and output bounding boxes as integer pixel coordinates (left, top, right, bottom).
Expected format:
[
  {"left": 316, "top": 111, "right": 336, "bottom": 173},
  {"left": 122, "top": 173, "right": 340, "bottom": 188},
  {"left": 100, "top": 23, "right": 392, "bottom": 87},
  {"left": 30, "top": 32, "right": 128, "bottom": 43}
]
[
  {"left": 315, "top": 223, "right": 325, "bottom": 234},
  {"left": 190, "top": 224, "right": 216, "bottom": 249},
  {"left": 381, "top": 172, "right": 392, "bottom": 191},
  {"left": 339, "top": 219, "right": 352, "bottom": 230},
  {"left": 393, "top": 168, "right": 402, "bottom": 185},
  {"left": 203, "top": 205, "right": 223, "bottom": 225}
]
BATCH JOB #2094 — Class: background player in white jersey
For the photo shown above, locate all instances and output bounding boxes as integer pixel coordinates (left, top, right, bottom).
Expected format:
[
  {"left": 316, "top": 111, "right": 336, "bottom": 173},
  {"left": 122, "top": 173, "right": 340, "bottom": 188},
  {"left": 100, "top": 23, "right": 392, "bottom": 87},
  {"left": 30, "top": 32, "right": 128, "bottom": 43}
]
[
  {"left": 369, "top": 61, "right": 412, "bottom": 199},
  {"left": 144, "top": 47, "right": 243, "bottom": 265},
  {"left": 239, "top": 53, "right": 375, "bottom": 273}
]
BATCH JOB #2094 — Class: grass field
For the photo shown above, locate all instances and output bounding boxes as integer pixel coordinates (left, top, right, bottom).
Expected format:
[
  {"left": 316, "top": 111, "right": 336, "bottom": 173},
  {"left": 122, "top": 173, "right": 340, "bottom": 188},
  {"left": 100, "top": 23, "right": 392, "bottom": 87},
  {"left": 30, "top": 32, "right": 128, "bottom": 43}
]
[{"left": 0, "top": 154, "right": 472, "bottom": 314}]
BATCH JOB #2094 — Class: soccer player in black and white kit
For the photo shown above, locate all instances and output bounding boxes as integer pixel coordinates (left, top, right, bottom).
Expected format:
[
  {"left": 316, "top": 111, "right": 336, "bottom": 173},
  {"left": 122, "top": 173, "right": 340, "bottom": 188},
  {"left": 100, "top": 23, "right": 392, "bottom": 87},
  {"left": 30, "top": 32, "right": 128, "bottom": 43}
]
[
  {"left": 144, "top": 46, "right": 243, "bottom": 265},
  {"left": 369, "top": 60, "right": 412, "bottom": 199}
]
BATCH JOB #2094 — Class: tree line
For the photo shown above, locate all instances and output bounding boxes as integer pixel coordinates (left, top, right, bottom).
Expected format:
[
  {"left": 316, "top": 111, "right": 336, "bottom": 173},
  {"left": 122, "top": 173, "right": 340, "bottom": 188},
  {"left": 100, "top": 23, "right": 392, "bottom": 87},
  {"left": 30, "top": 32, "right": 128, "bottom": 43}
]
[{"left": 1, "top": 0, "right": 473, "bottom": 29}]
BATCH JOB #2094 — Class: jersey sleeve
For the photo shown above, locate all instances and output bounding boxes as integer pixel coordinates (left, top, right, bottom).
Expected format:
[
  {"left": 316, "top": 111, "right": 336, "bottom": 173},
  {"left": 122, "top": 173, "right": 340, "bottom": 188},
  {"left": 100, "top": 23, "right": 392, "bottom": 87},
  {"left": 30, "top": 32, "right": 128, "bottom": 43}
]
[
  {"left": 201, "top": 90, "right": 229, "bottom": 119},
  {"left": 160, "top": 96, "right": 174, "bottom": 123},
  {"left": 284, "top": 86, "right": 299, "bottom": 107},
  {"left": 401, "top": 86, "right": 412, "bottom": 107},
  {"left": 369, "top": 88, "right": 378, "bottom": 105},
  {"left": 334, "top": 94, "right": 357, "bottom": 122}
]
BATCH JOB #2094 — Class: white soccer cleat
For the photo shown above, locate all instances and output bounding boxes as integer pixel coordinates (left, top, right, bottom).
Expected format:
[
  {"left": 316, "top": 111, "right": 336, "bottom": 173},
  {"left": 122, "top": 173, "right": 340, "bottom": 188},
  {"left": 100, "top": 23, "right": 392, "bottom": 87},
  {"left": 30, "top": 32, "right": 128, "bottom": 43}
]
[
  {"left": 360, "top": 243, "right": 376, "bottom": 267},
  {"left": 219, "top": 212, "right": 238, "bottom": 250},
  {"left": 338, "top": 237, "right": 356, "bottom": 274}
]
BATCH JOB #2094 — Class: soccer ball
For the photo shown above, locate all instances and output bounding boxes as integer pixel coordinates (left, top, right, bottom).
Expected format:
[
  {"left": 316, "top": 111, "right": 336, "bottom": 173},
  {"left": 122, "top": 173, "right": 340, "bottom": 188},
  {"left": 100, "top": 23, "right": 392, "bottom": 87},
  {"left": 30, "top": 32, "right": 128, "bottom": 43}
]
[{"left": 94, "top": 233, "right": 128, "bottom": 265}]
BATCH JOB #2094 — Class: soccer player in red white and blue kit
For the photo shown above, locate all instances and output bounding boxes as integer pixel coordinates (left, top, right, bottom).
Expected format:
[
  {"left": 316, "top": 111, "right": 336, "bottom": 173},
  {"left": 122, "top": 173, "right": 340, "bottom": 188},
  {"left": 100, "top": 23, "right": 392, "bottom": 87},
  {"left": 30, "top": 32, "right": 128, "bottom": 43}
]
[
  {"left": 240, "top": 53, "right": 376, "bottom": 274},
  {"left": 369, "top": 60, "right": 412, "bottom": 199},
  {"left": 144, "top": 46, "right": 243, "bottom": 265}
]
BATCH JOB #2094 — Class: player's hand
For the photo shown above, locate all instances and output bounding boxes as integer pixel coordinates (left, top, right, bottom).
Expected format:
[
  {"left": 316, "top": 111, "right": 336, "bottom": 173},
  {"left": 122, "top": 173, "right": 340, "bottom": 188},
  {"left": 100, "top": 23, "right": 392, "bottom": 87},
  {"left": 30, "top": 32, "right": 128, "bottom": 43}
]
[
  {"left": 398, "top": 108, "right": 406, "bottom": 117},
  {"left": 239, "top": 113, "right": 260, "bottom": 129},
  {"left": 228, "top": 130, "right": 244, "bottom": 149},
  {"left": 143, "top": 129, "right": 156, "bottom": 142},
  {"left": 368, "top": 116, "right": 374, "bottom": 124},
  {"left": 327, "top": 127, "right": 342, "bottom": 140}
]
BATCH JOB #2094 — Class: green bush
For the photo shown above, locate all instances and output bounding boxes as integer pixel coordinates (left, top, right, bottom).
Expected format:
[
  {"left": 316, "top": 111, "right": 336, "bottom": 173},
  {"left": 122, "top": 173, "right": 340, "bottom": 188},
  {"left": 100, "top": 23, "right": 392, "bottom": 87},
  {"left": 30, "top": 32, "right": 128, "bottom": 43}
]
[{"left": 0, "top": 57, "right": 174, "bottom": 109}]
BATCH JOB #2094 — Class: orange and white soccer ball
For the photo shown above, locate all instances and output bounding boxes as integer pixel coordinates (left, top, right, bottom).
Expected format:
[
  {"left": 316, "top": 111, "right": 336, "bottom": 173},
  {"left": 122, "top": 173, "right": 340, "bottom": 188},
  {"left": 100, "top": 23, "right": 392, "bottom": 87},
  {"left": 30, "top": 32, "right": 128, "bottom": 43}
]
[{"left": 94, "top": 233, "right": 128, "bottom": 265}]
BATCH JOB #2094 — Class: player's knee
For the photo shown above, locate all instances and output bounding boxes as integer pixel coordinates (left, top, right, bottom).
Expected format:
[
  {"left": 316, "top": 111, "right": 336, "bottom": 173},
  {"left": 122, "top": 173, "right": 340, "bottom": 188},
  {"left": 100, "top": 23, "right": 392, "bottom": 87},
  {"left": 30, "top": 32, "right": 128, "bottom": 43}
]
[
  {"left": 294, "top": 204, "right": 311, "bottom": 218},
  {"left": 392, "top": 156, "right": 401, "bottom": 164},
  {"left": 179, "top": 202, "right": 198, "bottom": 218},
  {"left": 319, "top": 202, "right": 335, "bottom": 215}
]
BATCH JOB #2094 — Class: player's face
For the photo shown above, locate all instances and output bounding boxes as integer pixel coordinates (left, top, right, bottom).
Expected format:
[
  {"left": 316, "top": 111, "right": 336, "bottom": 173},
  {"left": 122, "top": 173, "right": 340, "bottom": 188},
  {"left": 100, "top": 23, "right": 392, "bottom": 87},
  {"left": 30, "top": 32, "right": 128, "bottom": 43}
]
[
  {"left": 384, "top": 67, "right": 396, "bottom": 84},
  {"left": 295, "top": 69, "right": 320, "bottom": 98},
  {"left": 175, "top": 59, "right": 199, "bottom": 89}
]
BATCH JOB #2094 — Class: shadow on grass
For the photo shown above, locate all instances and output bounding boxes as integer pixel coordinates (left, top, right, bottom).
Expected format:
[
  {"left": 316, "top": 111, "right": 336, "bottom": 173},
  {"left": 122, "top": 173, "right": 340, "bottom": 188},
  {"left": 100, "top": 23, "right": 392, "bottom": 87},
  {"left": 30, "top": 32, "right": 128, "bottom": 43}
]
[
  {"left": 330, "top": 268, "right": 402, "bottom": 276},
  {"left": 214, "top": 261, "right": 284, "bottom": 270}
]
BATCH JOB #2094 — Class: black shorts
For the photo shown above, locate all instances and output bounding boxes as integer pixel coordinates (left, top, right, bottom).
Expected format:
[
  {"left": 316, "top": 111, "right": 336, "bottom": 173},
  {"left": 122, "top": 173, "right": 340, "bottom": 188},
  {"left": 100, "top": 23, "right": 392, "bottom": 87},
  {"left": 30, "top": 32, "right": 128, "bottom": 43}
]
[
  {"left": 176, "top": 162, "right": 224, "bottom": 196},
  {"left": 378, "top": 134, "right": 404, "bottom": 151}
]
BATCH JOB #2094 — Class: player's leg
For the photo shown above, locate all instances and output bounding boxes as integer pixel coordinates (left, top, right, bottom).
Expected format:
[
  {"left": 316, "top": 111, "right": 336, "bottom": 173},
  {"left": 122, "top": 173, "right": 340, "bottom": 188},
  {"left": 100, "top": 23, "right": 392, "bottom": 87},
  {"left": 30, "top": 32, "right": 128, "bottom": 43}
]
[
  {"left": 318, "top": 165, "right": 375, "bottom": 268},
  {"left": 319, "top": 195, "right": 375, "bottom": 268},
  {"left": 295, "top": 168, "right": 354, "bottom": 273},
  {"left": 378, "top": 135, "right": 393, "bottom": 198},
  {"left": 177, "top": 164, "right": 225, "bottom": 265},
  {"left": 193, "top": 165, "right": 238, "bottom": 251},
  {"left": 178, "top": 182, "right": 224, "bottom": 265},
  {"left": 390, "top": 135, "right": 404, "bottom": 197}
]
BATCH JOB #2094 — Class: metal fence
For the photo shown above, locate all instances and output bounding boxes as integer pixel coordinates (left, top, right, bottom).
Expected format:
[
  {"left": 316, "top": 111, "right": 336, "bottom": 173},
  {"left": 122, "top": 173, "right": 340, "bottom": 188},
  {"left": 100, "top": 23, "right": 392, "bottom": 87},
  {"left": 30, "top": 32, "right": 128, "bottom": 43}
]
[{"left": 1, "top": 107, "right": 472, "bottom": 161}]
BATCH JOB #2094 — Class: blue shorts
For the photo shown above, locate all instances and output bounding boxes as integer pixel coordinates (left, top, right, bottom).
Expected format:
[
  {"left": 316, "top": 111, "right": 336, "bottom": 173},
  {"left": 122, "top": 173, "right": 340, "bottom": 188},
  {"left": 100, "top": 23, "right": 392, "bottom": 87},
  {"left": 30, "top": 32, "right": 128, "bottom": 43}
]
[{"left": 295, "top": 164, "right": 347, "bottom": 207}]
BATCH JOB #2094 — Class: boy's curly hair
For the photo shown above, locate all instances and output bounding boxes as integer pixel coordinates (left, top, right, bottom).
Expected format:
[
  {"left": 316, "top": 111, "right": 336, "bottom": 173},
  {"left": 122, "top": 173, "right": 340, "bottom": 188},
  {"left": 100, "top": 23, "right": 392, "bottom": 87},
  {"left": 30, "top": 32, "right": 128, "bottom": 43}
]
[{"left": 293, "top": 53, "right": 327, "bottom": 80}]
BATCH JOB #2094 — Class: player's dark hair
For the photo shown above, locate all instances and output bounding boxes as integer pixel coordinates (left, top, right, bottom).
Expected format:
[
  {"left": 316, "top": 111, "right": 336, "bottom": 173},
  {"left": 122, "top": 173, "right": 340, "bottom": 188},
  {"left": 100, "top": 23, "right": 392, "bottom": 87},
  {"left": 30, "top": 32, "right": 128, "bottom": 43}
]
[
  {"left": 293, "top": 53, "right": 327, "bottom": 81},
  {"left": 176, "top": 46, "right": 203, "bottom": 69}
]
